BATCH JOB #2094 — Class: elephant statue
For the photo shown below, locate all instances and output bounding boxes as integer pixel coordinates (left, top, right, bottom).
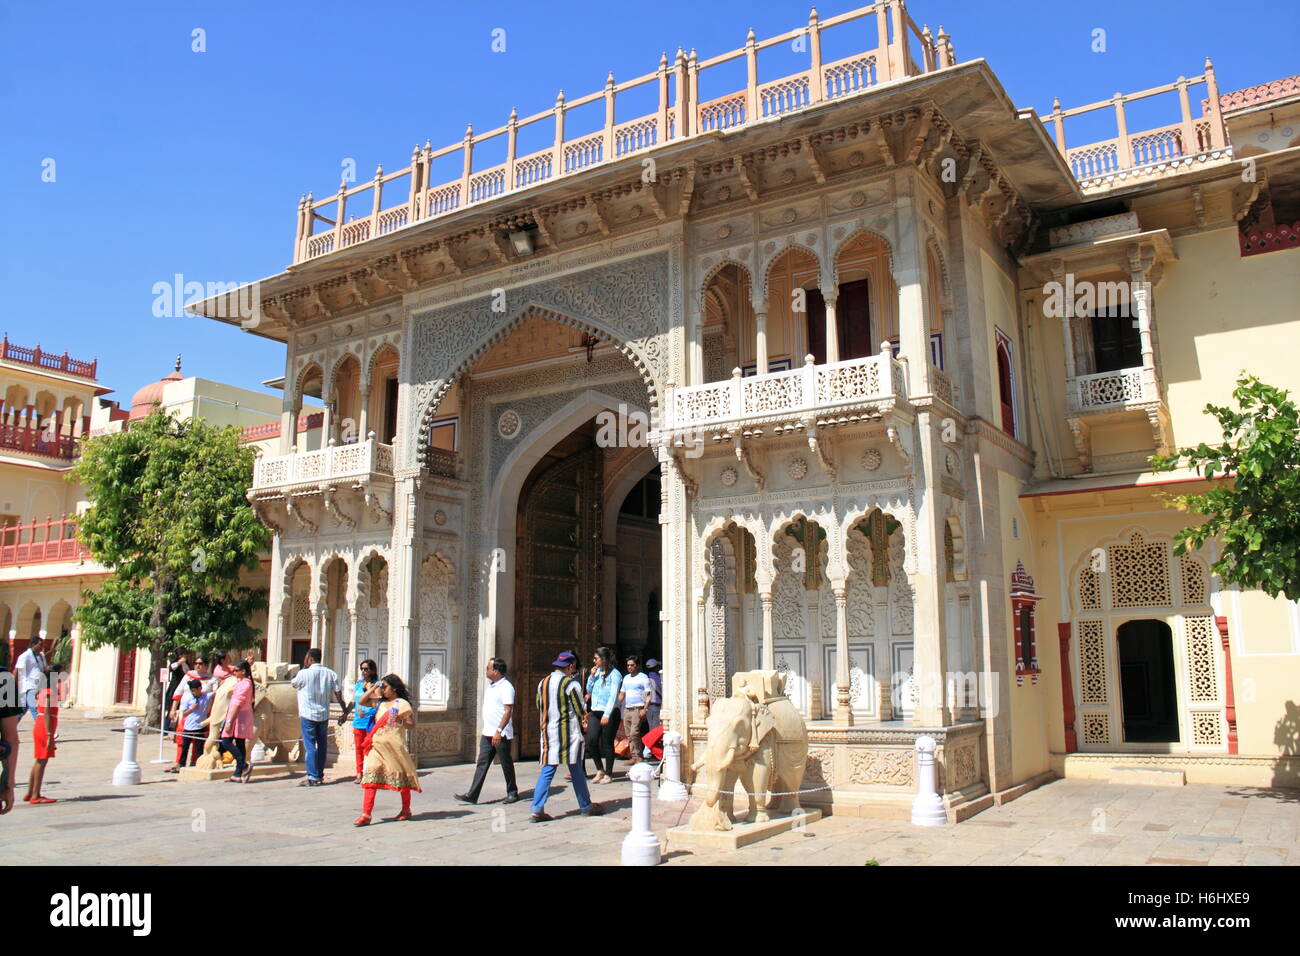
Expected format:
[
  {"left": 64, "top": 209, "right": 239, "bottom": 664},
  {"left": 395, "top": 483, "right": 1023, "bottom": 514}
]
[
  {"left": 687, "top": 669, "right": 809, "bottom": 831},
  {"left": 251, "top": 664, "right": 303, "bottom": 764},
  {"left": 194, "top": 662, "right": 302, "bottom": 771}
]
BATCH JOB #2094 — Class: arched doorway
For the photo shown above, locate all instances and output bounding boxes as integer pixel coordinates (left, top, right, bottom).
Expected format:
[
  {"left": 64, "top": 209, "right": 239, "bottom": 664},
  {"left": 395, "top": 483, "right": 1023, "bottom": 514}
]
[
  {"left": 1117, "top": 619, "right": 1179, "bottom": 743},
  {"left": 513, "top": 421, "right": 604, "bottom": 758}
]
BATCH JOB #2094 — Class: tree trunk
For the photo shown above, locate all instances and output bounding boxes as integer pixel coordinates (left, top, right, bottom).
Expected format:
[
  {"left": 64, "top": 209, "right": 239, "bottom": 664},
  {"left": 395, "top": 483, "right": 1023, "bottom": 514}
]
[
  {"left": 145, "top": 638, "right": 165, "bottom": 733},
  {"left": 146, "top": 576, "right": 173, "bottom": 733}
]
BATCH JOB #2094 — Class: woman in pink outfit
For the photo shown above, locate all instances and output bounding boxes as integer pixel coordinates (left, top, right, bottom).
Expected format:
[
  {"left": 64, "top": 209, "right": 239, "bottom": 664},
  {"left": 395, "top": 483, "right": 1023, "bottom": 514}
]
[{"left": 219, "top": 660, "right": 255, "bottom": 783}]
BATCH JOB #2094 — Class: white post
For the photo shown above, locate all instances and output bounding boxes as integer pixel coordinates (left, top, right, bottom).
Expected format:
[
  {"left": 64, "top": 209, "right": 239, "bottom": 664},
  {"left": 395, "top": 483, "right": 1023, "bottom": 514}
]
[
  {"left": 621, "top": 761, "right": 663, "bottom": 865},
  {"left": 911, "top": 735, "right": 946, "bottom": 826},
  {"left": 113, "top": 716, "right": 143, "bottom": 786},
  {"left": 658, "top": 730, "right": 689, "bottom": 802}
]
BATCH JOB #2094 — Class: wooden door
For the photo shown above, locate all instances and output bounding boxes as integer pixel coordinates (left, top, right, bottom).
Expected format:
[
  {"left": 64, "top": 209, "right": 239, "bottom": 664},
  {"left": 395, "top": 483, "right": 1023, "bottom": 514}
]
[
  {"left": 114, "top": 648, "right": 136, "bottom": 705},
  {"left": 514, "top": 448, "right": 602, "bottom": 758}
]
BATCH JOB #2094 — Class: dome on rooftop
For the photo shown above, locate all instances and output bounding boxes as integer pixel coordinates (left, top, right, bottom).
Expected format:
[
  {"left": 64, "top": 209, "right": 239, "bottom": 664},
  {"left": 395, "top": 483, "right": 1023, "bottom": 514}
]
[{"left": 129, "top": 355, "right": 185, "bottom": 421}]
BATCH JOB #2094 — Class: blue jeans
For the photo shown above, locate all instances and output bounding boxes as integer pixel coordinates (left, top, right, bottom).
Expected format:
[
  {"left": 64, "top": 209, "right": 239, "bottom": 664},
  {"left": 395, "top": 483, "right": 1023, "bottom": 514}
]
[
  {"left": 530, "top": 762, "right": 591, "bottom": 814},
  {"left": 300, "top": 718, "right": 329, "bottom": 781},
  {"left": 19, "top": 688, "right": 38, "bottom": 722}
]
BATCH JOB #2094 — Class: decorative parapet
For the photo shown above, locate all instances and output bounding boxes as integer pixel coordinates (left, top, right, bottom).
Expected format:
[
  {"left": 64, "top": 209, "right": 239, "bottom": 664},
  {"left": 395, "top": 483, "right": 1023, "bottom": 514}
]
[
  {"left": 292, "top": 1, "right": 957, "bottom": 263},
  {"left": 240, "top": 411, "right": 324, "bottom": 444},
  {"left": 0, "top": 336, "right": 98, "bottom": 381},
  {"left": 252, "top": 437, "right": 393, "bottom": 490},
  {"left": 1042, "top": 62, "right": 1233, "bottom": 191},
  {"left": 666, "top": 348, "right": 906, "bottom": 435},
  {"left": 1240, "top": 221, "right": 1300, "bottom": 257},
  {"left": 1210, "top": 74, "right": 1300, "bottom": 113}
]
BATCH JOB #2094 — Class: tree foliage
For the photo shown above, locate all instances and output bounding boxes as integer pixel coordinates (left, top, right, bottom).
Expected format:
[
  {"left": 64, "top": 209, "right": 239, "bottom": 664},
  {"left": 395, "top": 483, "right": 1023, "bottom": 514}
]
[
  {"left": 1152, "top": 374, "right": 1300, "bottom": 601},
  {"left": 70, "top": 411, "right": 271, "bottom": 723}
]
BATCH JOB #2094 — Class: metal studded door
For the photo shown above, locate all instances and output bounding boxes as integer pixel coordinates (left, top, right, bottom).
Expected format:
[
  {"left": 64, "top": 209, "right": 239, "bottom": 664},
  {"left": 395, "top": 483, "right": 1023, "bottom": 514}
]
[{"left": 514, "top": 447, "right": 602, "bottom": 758}]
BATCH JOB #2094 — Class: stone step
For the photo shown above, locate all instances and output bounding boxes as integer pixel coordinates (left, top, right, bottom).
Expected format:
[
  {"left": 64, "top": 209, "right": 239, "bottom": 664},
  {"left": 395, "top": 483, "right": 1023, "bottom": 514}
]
[{"left": 1108, "top": 766, "right": 1186, "bottom": 787}]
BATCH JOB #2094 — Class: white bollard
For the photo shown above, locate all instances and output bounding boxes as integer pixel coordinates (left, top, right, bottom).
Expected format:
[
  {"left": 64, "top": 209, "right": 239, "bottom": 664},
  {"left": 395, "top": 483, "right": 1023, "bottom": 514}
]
[
  {"left": 657, "top": 730, "right": 688, "bottom": 803},
  {"left": 911, "top": 735, "right": 947, "bottom": 827},
  {"left": 621, "top": 761, "right": 663, "bottom": 866},
  {"left": 112, "top": 716, "right": 143, "bottom": 786}
]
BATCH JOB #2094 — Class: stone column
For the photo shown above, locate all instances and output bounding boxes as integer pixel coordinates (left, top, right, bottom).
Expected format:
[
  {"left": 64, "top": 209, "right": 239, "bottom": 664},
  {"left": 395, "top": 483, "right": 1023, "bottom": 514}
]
[
  {"left": 345, "top": 607, "right": 360, "bottom": 702},
  {"left": 754, "top": 305, "right": 769, "bottom": 375},
  {"left": 832, "top": 582, "right": 852, "bottom": 726},
  {"left": 894, "top": 187, "right": 935, "bottom": 397},
  {"left": 358, "top": 384, "right": 370, "bottom": 442},
  {"left": 911, "top": 411, "right": 950, "bottom": 727},
  {"left": 693, "top": 590, "right": 708, "bottom": 721},
  {"left": 759, "top": 591, "right": 775, "bottom": 670},
  {"left": 389, "top": 473, "right": 422, "bottom": 687},
  {"left": 824, "top": 288, "right": 840, "bottom": 364}
]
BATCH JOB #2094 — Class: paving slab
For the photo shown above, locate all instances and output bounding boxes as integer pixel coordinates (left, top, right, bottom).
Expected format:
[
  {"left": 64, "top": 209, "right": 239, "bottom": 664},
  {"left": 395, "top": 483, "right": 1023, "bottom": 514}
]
[{"left": 3, "top": 719, "right": 1297, "bottom": 867}]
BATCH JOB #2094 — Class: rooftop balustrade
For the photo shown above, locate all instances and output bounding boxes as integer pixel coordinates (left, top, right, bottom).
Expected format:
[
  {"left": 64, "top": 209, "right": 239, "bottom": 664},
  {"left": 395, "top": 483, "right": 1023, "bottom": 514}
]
[
  {"left": 0, "top": 336, "right": 98, "bottom": 381},
  {"left": 292, "top": 1, "right": 956, "bottom": 262},
  {"left": 1043, "top": 63, "right": 1232, "bottom": 188}
]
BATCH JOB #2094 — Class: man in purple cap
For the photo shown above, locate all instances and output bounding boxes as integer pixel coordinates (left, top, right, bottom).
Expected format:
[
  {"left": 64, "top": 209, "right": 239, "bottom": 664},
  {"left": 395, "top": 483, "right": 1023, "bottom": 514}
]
[{"left": 529, "top": 650, "right": 604, "bottom": 822}]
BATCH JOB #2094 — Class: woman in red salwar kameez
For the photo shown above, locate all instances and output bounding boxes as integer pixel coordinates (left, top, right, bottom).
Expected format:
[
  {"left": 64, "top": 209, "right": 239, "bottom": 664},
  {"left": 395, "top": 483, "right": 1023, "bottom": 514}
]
[{"left": 354, "top": 674, "right": 421, "bottom": 826}]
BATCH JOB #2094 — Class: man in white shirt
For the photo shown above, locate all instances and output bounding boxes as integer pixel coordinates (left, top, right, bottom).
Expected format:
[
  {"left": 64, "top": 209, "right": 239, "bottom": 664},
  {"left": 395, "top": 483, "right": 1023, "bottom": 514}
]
[
  {"left": 290, "top": 648, "right": 347, "bottom": 786},
  {"left": 455, "top": 658, "right": 519, "bottom": 804},
  {"left": 617, "top": 655, "right": 656, "bottom": 765},
  {"left": 15, "top": 637, "right": 49, "bottom": 723}
]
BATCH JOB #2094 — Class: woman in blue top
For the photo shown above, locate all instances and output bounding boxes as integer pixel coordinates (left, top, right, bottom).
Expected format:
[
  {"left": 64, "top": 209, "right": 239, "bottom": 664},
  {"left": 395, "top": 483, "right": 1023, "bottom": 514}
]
[
  {"left": 349, "top": 659, "right": 379, "bottom": 784},
  {"left": 584, "top": 646, "right": 621, "bottom": 784}
]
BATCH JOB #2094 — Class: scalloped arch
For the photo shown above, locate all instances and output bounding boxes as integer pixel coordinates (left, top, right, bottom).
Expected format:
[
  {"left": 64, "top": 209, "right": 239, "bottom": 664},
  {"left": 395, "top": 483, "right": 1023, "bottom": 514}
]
[{"left": 414, "top": 304, "right": 659, "bottom": 469}]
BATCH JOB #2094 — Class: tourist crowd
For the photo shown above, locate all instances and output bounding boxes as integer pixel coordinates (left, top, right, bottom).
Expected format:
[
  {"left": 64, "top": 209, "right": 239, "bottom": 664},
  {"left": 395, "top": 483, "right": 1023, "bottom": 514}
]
[{"left": 0, "top": 638, "right": 666, "bottom": 827}]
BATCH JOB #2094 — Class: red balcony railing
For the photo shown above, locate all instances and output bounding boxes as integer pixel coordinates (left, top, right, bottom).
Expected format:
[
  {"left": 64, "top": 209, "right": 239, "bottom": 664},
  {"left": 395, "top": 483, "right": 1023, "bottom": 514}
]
[
  {"left": 0, "top": 515, "right": 91, "bottom": 567},
  {"left": 0, "top": 336, "right": 98, "bottom": 380},
  {"left": 0, "top": 422, "right": 79, "bottom": 460}
]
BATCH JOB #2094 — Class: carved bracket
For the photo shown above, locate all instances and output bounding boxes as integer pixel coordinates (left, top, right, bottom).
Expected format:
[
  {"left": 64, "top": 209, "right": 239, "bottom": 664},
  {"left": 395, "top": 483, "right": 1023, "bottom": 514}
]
[
  {"left": 668, "top": 446, "right": 698, "bottom": 498},
  {"left": 358, "top": 484, "right": 392, "bottom": 522},
  {"left": 733, "top": 436, "right": 764, "bottom": 490},
  {"left": 1067, "top": 417, "right": 1092, "bottom": 472},
  {"left": 885, "top": 424, "right": 912, "bottom": 466},
  {"left": 285, "top": 494, "right": 318, "bottom": 535},
  {"left": 805, "top": 423, "right": 836, "bottom": 483},
  {"left": 321, "top": 485, "right": 355, "bottom": 530}
]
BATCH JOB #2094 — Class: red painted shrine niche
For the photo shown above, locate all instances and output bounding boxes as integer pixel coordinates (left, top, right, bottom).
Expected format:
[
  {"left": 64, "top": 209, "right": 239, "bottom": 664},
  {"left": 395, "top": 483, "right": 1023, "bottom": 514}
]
[{"left": 1010, "top": 561, "right": 1041, "bottom": 686}]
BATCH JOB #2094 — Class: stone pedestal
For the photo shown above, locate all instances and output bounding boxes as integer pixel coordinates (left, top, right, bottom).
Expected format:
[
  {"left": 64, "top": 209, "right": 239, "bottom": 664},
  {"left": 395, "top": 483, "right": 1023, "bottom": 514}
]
[{"left": 666, "top": 808, "right": 822, "bottom": 852}]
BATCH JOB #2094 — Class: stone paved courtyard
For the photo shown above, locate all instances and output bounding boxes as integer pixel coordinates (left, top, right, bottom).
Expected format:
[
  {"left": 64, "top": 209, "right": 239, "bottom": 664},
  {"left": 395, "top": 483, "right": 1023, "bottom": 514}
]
[{"left": 2, "top": 719, "right": 1296, "bottom": 866}]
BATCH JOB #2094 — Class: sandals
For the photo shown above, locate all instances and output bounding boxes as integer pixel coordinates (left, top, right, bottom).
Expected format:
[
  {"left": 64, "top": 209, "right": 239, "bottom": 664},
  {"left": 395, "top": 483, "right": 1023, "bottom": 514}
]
[
  {"left": 392, "top": 810, "right": 412, "bottom": 822},
  {"left": 353, "top": 815, "right": 371, "bottom": 827},
  {"left": 29, "top": 796, "right": 58, "bottom": 804}
]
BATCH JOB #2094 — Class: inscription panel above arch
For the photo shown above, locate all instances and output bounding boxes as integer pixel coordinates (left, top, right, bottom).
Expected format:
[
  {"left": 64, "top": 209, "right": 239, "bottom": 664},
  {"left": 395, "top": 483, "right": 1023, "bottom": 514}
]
[{"left": 406, "top": 251, "right": 675, "bottom": 469}]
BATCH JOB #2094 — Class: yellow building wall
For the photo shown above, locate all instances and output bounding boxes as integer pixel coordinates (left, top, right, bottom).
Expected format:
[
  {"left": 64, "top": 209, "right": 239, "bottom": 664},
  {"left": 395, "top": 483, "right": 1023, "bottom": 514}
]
[
  {"left": 1024, "top": 490, "right": 1300, "bottom": 785},
  {"left": 1156, "top": 230, "right": 1300, "bottom": 448},
  {"left": 980, "top": 249, "right": 1023, "bottom": 434}
]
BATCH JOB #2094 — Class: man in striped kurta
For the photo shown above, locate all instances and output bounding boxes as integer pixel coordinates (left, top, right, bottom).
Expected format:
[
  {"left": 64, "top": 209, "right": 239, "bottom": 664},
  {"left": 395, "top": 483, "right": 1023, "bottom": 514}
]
[{"left": 530, "top": 651, "right": 604, "bottom": 822}]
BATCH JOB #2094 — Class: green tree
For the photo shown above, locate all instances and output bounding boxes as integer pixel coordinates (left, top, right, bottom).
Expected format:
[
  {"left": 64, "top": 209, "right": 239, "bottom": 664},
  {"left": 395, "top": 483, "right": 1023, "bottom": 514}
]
[
  {"left": 71, "top": 411, "right": 270, "bottom": 729},
  {"left": 1153, "top": 374, "right": 1300, "bottom": 601}
]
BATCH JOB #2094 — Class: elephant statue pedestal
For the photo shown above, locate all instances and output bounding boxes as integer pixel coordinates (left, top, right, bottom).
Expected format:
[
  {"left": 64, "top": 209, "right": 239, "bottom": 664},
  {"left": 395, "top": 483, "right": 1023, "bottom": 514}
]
[
  {"left": 666, "top": 670, "right": 822, "bottom": 852},
  {"left": 180, "top": 662, "right": 305, "bottom": 782}
]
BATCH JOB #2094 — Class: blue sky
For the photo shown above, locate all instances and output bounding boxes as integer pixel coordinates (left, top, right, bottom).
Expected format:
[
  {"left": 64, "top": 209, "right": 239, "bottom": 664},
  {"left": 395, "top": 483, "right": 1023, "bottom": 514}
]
[{"left": 2, "top": 0, "right": 1296, "bottom": 404}]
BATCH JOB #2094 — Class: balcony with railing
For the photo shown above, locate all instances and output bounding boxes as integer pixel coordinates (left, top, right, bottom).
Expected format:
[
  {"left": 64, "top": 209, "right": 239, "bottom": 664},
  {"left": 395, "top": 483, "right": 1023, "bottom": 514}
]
[
  {"left": 0, "top": 336, "right": 98, "bottom": 381},
  {"left": 1068, "top": 367, "right": 1154, "bottom": 413},
  {"left": 667, "top": 346, "right": 907, "bottom": 435},
  {"left": 0, "top": 421, "right": 80, "bottom": 461},
  {"left": 1042, "top": 62, "right": 1232, "bottom": 190},
  {"left": 253, "top": 436, "right": 394, "bottom": 491},
  {"left": 0, "top": 515, "right": 91, "bottom": 567},
  {"left": 293, "top": 1, "right": 957, "bottom": 262}
]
